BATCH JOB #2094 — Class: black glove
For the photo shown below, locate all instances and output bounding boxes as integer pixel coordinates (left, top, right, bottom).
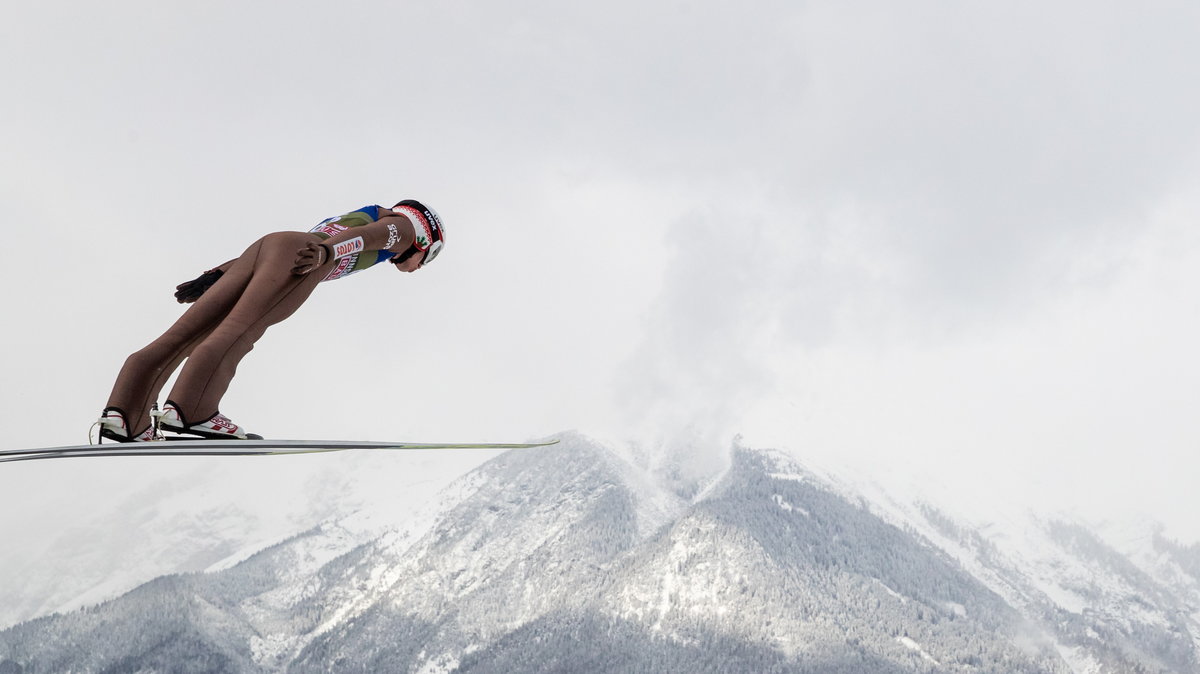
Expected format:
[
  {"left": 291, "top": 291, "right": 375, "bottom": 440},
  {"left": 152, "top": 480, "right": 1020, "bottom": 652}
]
[{"left": 174, "top": 269, "right": 224, "bottom": 304}]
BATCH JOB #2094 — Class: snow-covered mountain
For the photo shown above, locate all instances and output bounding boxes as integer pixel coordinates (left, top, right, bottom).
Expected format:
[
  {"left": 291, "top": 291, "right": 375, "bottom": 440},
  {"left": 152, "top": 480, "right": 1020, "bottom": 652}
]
[
  {"left": 1, "top": 434, "right": 1197, "bottom": 673},
  {"left": 0, "top": 447, "right": 493, "bottom": 630}
]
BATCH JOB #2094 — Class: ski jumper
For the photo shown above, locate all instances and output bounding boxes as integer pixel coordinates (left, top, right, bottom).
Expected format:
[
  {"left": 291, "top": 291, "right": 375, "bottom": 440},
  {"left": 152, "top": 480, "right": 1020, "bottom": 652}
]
[
  {"left": 105, "top": 205, "right": 408, "bottom": 436},
  {"left": 307, "top": 205, "right": 399, "bottom": 280}
]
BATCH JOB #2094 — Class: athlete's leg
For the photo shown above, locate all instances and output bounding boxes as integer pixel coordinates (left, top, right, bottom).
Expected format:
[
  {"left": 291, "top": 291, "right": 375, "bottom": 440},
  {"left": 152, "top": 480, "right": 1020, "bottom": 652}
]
[
  {"left": 166, "top": 231, "right": 325, "bottom": 424},
  {"left": 104, "top": 238, "right": 266, "bottom": 434}
]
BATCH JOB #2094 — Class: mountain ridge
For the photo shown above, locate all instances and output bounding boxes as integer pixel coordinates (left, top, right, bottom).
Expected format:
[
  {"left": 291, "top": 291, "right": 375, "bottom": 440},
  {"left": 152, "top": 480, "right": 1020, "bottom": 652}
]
[{"left": 1, "top": 434, "right": 1196, "bottom": 673}]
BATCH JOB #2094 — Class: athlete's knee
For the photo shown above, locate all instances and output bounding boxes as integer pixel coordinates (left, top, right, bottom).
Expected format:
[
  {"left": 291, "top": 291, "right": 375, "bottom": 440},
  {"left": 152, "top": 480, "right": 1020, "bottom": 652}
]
[
  {"left": 123, "top": 343, "right": 173, "bottom": 379},
  {"left": 191, "top": 329, "right": 258, "bottom": 364}
]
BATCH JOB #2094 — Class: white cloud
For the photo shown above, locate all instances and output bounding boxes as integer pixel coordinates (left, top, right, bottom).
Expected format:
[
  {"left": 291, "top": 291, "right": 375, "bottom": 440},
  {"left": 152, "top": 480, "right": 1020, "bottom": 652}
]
[{"left": 0, "top": 0, "right": 1198, "bottom": 542}]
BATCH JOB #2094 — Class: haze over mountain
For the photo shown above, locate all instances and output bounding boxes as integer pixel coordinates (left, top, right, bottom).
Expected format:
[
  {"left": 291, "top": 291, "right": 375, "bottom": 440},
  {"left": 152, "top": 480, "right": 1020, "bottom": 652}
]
[{"left": 1, "top": 434, "right": 1196, "bottom": 673}]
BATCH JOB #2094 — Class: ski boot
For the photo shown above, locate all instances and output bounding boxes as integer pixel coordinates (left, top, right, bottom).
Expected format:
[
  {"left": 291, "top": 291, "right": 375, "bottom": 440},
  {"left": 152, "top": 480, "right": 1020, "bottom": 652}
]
[
  {"left": 96, "top": 407, "right": 156, "bottom": 443},
  {"left": 157, "top": 401, "right": 262, "bottom": 440}
]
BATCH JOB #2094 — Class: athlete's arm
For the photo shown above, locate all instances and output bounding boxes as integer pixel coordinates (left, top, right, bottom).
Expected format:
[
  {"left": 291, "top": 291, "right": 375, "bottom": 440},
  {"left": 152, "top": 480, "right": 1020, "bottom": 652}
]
[
  {"left": 292, "top": 215, "right": 418, "bottom": 276},
  {"left": 323, "top": 215, "right": 418, "bottom": 256}
]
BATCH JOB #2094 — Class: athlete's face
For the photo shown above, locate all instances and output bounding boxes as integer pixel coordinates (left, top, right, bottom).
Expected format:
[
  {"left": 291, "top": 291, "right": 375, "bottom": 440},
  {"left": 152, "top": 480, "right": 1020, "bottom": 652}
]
[{"left": 391, "top": 250, "right": 424, "bottom": 273}]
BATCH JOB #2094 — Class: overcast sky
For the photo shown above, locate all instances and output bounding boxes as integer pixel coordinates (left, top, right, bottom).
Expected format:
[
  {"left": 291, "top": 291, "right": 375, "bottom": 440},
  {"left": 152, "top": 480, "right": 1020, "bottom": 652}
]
[{"left": 2, "top": 1, "right": 1198, "bottom": 541}]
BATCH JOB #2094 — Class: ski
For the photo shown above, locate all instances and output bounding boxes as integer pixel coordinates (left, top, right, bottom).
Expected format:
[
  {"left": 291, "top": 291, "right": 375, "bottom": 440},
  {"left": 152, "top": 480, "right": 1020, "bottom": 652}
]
[{"left": 0, "top": 438, "right": 559, "bottom": 463}]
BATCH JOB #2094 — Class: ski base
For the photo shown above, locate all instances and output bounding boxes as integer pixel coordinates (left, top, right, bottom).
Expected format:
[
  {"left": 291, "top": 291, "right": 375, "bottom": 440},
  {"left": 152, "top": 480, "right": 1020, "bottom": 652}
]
[{"left": 0, "top": 438, "right": 560, "bottom": 463}]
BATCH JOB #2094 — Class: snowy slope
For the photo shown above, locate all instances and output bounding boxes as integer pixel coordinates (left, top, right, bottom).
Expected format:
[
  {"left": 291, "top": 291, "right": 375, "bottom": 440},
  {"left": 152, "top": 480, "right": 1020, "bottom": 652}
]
[
  {"left": 807, "top": 453, "right": 1200, "bottom": 674},
  {"left": 0, "top": 444, "right": 495, "bottom": 629},
  {"left": 0, "top": 434, "right": 1196, "bottom": 673}
]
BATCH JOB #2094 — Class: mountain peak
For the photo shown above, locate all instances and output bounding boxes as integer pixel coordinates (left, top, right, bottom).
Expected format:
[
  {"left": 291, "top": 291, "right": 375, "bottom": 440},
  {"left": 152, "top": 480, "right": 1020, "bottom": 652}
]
[{"left": 2, "top": 435, "right": 1196, "bottom": 673}]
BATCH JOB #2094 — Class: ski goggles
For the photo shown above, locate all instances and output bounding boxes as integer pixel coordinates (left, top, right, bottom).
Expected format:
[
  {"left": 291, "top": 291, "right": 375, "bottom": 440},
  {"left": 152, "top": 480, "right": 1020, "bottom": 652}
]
[{"left": 421, "top": 239, "right": 444, "bottom": 267}]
